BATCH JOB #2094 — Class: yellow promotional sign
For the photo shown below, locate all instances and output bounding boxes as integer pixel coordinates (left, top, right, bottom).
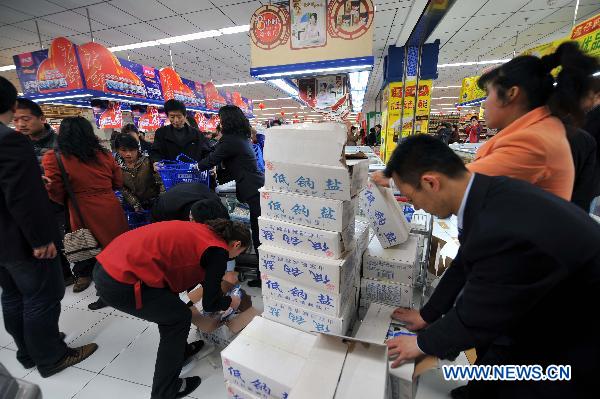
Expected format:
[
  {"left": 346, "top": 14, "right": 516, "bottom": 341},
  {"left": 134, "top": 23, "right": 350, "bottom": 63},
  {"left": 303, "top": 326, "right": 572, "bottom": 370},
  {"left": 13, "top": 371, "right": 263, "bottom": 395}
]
[
  {"left": 458, "top": 76, "right": 486, "bottom": 104},
  {"left": 570, "top": 13, "right": 600, "bottom": 58},
  {"left": 521, "top": 37, "right": 568, "bottom": 58}
]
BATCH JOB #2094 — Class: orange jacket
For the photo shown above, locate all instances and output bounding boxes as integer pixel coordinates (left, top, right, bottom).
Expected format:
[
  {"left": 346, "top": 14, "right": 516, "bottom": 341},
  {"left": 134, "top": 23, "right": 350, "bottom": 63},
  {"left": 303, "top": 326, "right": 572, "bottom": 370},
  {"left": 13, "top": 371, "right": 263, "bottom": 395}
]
[{"left": 467, "top": 107, "right": 574, "bottom": 200}]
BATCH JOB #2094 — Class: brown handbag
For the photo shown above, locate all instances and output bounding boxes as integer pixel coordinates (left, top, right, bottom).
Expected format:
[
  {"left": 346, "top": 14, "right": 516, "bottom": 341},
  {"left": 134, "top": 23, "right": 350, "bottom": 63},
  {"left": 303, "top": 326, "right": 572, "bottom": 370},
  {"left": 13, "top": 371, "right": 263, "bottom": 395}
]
[{"left": 54, "top": 151, "right": 101, "bottom": 263}]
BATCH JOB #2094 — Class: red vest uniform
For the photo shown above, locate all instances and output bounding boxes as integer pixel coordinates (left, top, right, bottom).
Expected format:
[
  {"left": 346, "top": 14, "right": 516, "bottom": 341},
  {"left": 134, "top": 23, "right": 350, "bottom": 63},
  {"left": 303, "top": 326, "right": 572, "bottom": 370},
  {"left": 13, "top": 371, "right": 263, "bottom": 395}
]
[{"left": 97, "top": 221, "right": 228, "bottom": 308}]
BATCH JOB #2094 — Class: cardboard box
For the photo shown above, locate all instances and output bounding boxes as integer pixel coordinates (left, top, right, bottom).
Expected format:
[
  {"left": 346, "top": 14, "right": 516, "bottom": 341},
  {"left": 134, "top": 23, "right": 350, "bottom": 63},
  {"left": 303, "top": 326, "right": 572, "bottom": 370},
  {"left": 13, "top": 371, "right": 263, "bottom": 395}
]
[
  {"left": 264, "top": 122, "right": 347, "bottom": 167},
  {"left": 355, "top": 217, "right": 371, "bottom": 256},
  {"left": 194, "top": 307, "right": 261, "bottom": 349},
  {"left": 360, "top": 181, "right": 410, "bottom": 248},
  {"left": 262, "top": 293, "right": 356, "bottom": 335},
  {"left": 360, "top": 277, "right": 423, "bottom": 309},
  {"left": 288, "top": 333, "right": 389, "bottom": 399},
  {"left": 221, "top": 317, "right": 317, "bottom": 399},
  {"left": 262, "top": 272, "right": 357, "bottom": 317},
  {"left": 363, "top": 234, "right": 421, "bottom": 285},
  {"left": 258, "top": 216, "right": 354, "bottom": 260},
  {"left": 259, "top": 243, "right": 358, "bottom": 294},
  {"left": 259, "top": 188, "right": 357, "bottom": 232},
  {"left": 355, "top": 304, "right": 439, "bottom": 399},
  {"left": 225, "top": 382, "right": 261, "bottom": 399},
  {"left": 263, "top": 159, "right": 369, "bottom": 201}
]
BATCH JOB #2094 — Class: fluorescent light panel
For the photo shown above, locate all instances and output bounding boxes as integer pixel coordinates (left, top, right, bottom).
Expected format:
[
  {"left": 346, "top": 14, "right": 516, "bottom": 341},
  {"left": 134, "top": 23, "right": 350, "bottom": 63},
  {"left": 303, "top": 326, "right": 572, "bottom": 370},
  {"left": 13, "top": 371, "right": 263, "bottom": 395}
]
[
  {"left": 268, "top": 79, "right": 299, "bottom": 97},
  {"left": 256, "top": 64, "right": 371, "bottom": 78},
  {"left": 214, "top": 81, "right": 264, "bottom": 88},
  {"left": 438, "top": 59, "right": 510, "bottom": 68},
  {"left": 0, "top": 65, "right": 16, "bottom": 72},
  {"left": 432, "top": 85, "right": 461, "bottom": 89}
]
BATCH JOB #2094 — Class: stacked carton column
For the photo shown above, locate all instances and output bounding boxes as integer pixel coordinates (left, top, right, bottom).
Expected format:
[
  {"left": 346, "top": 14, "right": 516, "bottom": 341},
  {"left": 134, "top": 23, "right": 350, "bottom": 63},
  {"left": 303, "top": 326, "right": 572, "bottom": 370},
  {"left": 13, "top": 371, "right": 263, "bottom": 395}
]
[{"left": 258, "top": 123, "right": 368, "bottom": 335}]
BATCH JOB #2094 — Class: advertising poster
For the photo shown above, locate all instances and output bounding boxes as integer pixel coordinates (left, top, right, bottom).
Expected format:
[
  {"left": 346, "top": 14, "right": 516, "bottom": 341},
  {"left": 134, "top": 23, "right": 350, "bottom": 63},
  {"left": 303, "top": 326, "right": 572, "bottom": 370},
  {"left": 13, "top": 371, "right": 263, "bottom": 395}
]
[
  {"left": 298, "top": 78, "right": 317, "bottom": 107},
  {"left": 13, "top": 37, "right": 84, "bottom": 95},
  {"left": 78, "top": 42, "right": 146, "bottom": 98},
  {"left": 159, "top": 67, "right": 199, "bottom": 107},
  {"left": 193, "top": 81, "right": 206, "bottom": 109},
  {"left": 205, "top": 114, "right": 220, "bottom": 131},
  {"left": 91, "top": 100, "right": 123, "bottom": 129},
  {"left": 458, "top": 76, "right": 486, "bottom": 104},
  {"left": 193, "top": 112, "right": 209, "bottom": 131},
  {"left": 570, "top": 13, "right": 600, "bottom": 58},
  {"left": 299, "top": 75, "right": 347, "bottom": 111},
  {"left": 328, "top": 0, "right": 374, "bottom": 39},
  {"left": 132, "top": 105, "right": 165, "bottom": 132},
  {"left": 204, "top": 82, "right": 228, "bottom": 111},
  {"left": 119, "top": 59, "right": 164, "bottom": 101},
  {"left": 290, "top": 0, "right": 327, "bottom": 49},
  {"left": 243, "top": 97, "right": 254, "bottom": 116}
]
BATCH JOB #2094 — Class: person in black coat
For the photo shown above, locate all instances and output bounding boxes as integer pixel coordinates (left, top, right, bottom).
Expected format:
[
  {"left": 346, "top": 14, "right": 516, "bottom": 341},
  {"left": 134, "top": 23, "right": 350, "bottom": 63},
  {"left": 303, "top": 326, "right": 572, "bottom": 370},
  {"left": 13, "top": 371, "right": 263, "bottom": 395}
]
[
  {"left": 366, "top": 127, "right": 377, "bottom": 146},
  {"left": 149, "top": 99, "right": 212, "bottom": 164},
  {"left": 378, "top": 135, "right": 600, "bottom": 399},
  {"left": 152, "top": 182, "right": 228, "bottom": 222},
  {"left": 196, "top": 105, "right": 265, "bottom": 287},
  {"left": 0, "top": 77, "right": 98, "bottom": 377},
  {"left": 566, "top": 124, "right": 600, "bottom": 211}
]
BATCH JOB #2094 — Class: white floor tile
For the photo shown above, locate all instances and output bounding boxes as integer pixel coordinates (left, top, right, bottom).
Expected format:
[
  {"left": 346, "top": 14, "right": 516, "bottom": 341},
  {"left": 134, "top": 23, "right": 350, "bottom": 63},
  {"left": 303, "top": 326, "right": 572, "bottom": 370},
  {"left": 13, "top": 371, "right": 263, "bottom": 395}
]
[
  {"left": 0, "top": 347, "right": 33, "bottom": 378},
  {"left": 74, "top": 374, "right": 152, "bottom": 399},
  {"left": 24, "top": 366, "right": 97, "bottom": 399},
  {"left": 62, "top": 284, "right": 97, "bottom": 308},
  {"left": 69, "top": 315, "right": 149, "bottom": 373},
  {"left": 58, "top": 308, "right": 108, "bottom": 343},
  {"left": 183, "top": 360, "right": 228, "bottom": 399},
  {"left": 72, "top": 294, "right": 113, "bottom": 315}
]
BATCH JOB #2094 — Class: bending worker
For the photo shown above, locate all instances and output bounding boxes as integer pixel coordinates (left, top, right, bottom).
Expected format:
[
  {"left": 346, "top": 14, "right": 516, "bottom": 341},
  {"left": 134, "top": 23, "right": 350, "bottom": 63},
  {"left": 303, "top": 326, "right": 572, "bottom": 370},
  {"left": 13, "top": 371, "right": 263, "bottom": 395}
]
[{"left": 93, "top": 219, "right": 251, "bottom": 399}]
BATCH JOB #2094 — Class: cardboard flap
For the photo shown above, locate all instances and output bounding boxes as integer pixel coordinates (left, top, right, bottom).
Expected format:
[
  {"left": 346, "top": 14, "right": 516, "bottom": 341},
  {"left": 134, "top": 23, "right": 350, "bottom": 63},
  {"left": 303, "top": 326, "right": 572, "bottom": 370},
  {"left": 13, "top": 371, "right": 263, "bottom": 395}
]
[
  {"left": 264, "top": 123, "right": 347, "bottom": 167},
  {"left": 414, "top": 355, "right": 439, "bottom": 378},
  {"left": 335, "top": 339, "right": 388, "bottom": 399},
  {"left": 225, "top": 307, "right": 261, "bottom": 334}
]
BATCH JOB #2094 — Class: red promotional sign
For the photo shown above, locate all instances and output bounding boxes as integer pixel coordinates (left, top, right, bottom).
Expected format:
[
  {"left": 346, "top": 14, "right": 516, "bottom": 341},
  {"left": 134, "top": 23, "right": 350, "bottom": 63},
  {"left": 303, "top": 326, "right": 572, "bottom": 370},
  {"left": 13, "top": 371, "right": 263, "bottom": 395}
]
[
  {"left": 138, "top": 106, "right": 164, "bottom": 132},
  {"left": 159, "top": 67, "right": 197, "bottom": 105},
  {"left": 250, "top": 4, "right": 290, "bottom": 50},
  {"left": 36, "top": 37, "right": 84, "bottom": 93},
  {"left": 204, "top": 82, "right": 228, "bottom": 111}
]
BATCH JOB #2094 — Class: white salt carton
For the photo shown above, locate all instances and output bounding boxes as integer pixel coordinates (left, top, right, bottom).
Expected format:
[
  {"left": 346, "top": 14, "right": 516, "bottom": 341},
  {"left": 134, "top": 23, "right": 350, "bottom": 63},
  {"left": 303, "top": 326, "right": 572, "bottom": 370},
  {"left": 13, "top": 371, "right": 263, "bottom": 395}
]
[
  {"left": 263, "top": 159, "right": 369, "bottom": 201},
  {"left": 355, "top": 217, "right": 371, "bottom": 256},
  {"left": 259, "top": 188, "right": 357, "bottom": 232},
  {"left": 360, "top": 180, "right": 410, "bottom": 248},
  {"left": 259, "top": 243, "right": 357, "bottom": 293},
  {"left": 262, "top": 293, "right": 356, "bottom": 335},
  {"left": 258, "top": 216, "right": 354, "bottom": 260},
  {"left": 363, "top": 234, "right": 421, "bottom": 285},
  {"left": 225, "top": 382, "right": 261, "bottom": 399},
  {"left": 262, "top": 272, "right": 357, "bottom": 317},
  {"left": 360, "top": 277, "right": 422, "bottom": 309},
  {"left": 221, "top": 317, "right": 317, "bottom": 399}
]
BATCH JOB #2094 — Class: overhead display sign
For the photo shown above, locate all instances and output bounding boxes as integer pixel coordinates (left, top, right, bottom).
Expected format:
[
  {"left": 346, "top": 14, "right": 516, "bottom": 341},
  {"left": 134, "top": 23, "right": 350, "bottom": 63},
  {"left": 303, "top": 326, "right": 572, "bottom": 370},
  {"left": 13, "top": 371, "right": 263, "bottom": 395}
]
[
  {"left": 570, "top": 13, "right": 600, "bottom": 58},
  {"left": 298, "top": 74, "right": 347, "bottom": 111},
  {"left": 91, "top": 100, "right": 123, "bottom": 129},
  {"left": 458, "top": 75, "right": 486, "bottom": 104},
  {"left": 250, "top": 0, "right": 374, "bottom": 71}
]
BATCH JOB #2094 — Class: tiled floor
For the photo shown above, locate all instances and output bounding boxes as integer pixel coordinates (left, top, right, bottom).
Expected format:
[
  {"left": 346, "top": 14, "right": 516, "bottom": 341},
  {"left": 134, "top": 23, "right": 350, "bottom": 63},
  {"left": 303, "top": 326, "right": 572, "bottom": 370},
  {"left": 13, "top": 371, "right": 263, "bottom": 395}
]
[{"left": 0, "top": 281, "right": 264, "bottom": 399}]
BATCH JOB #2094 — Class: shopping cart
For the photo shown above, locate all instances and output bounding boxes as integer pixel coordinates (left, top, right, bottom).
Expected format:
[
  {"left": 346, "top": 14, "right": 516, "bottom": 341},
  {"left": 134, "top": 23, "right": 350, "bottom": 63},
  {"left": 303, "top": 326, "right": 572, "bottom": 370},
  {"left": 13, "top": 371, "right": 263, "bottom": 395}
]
[{"left": 156, "top": 154, "right": 210, "bottom": 191}]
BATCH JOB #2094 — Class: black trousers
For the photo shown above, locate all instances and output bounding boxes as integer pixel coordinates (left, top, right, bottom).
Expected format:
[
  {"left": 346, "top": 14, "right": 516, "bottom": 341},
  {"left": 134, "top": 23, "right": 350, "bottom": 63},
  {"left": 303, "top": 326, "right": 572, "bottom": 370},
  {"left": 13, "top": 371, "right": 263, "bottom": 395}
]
[
  {"left": 93, "top": 263, "right": 191, "bottom": 399},
  {"left": 73, "top": 258, "right": 96, "bottom": 278},
  {"left": 0, "top": 257, "right": 68, "bottom": 372},
  {"left": 245, "top": 193, "right": 261, "bottom": 260},
  {"left": 51, "top": 202, "right": 73, "bottom": 280}
]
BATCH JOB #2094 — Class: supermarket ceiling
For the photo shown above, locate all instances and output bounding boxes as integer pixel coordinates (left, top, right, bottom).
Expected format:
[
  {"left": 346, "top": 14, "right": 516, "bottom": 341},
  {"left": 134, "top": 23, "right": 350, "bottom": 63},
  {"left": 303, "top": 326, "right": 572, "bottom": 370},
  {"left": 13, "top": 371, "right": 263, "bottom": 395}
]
[{"left": 0, "top": 0, "right": 599, "bottom": 115}]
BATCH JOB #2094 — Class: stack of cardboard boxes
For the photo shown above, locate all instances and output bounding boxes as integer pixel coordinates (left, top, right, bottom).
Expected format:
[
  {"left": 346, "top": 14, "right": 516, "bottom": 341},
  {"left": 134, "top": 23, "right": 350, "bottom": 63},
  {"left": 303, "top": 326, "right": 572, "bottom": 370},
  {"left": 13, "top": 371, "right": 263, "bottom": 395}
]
[
  {"left": 359, "top": 181, "right": 424, "bottom": 310},
  {"left": 258, "top": 123, "right": 369, "bottom": 335}
]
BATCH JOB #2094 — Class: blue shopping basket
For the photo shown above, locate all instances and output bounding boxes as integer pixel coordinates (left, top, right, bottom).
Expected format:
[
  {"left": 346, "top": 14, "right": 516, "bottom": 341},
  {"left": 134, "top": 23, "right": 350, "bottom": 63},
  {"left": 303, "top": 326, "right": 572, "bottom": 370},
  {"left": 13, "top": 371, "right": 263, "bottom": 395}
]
[
  {"left": 156, "top": 154, "right": 210, "bottom": 191},
  {"left": 114, "top": 191, "right": 153, "bottom": 230}
]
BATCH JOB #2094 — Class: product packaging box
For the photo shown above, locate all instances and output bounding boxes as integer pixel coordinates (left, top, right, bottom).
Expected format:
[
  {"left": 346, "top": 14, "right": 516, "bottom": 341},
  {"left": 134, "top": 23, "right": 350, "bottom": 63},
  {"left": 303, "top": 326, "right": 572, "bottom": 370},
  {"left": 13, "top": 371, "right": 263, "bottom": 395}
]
[
  {"left": 262, "top": 293, "right": 356, "bottom": 335},
  {"left": 360, "top": 181, "right": 410, "bottom": 248},
  {"left": 355, "top": 217, "right": 371, "bottom": 257},
  {"left": 194, "top": 307, "right": 261, "bottom": 349},
  {"left": 259, "top": 243, "right": 358, "bottom": 294},
  {"left": 258, "top": 216, "right": 354, "bottom": 260},
  {"left": 225, "top": 382, "right": 261, "bottom": 399},
  {"left": 355, "top": 304, "right": 439, "bottom": 399},
  {"left": 362, "top": 234, "right": 421, "bottom": 285},
  {"left": 259, "top": 188, "right": 357, "bottom": 232},
  {"left": 288, "top": 333, "right": 388, "bottom": 399},
  {"left": 221, "top": 317, "right": 317, "bottom": 399},
  {"left": 262, "top": 272, "right": 357, "bottom": 317},
  {"left": 360, "top": 277, "right": 423, "bottom": 309},
  {"left": 263, "top": 159, "right": 369, "bottom": 201}
]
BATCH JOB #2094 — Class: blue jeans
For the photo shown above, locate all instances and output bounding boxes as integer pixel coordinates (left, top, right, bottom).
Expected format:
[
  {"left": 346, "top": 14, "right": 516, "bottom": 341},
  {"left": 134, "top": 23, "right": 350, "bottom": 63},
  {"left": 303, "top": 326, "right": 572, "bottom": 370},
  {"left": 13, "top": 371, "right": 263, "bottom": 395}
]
[{"left": 0, "top": 257, "right": 68, "bottom": 371}]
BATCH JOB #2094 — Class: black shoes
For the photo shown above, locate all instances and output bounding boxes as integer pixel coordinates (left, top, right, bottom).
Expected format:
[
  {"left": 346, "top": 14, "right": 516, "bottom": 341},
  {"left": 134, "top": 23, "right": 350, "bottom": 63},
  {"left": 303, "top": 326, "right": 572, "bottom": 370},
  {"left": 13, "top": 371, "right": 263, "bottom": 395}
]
[
  {"left": 88, "top": 298, "right": 108, "bottom": 310},
  {"left": 38, "top": 343, "right": 98, "bottom": 378},
  {"left": 176, "top": 377, "right": 201, "bottom": 398}
]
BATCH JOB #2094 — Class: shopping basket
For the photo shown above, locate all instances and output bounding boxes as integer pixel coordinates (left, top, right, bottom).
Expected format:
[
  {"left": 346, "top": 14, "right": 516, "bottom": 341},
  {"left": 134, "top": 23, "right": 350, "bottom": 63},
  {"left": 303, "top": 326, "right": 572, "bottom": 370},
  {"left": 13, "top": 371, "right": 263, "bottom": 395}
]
[
  {"left": 114, "top": 191, "right": 153, "bottom": 230},
  {"left": 252, "top": 143, "right": 265, "bottom": 173},
  {"left": 156, "top": 154, "right": 210, "bottom": 191}
]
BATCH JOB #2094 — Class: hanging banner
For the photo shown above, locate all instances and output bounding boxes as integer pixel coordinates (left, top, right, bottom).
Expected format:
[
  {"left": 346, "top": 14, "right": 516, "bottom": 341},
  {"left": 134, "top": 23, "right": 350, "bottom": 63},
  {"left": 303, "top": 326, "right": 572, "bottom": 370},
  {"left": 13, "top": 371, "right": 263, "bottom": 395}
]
[
  {"left": 204, "top": 82, "right": 228, "bottom": 110},
  {"left": 250, "top": 0, "right": 374, "bottom": 69},
  {"left": 570, "top": 13, "right": 600, "bottom": 58},
  {"left": 205, "top": 114, "right": 220, "bottom": 131},
  {"left": 13, "top": 37, "right": 84, "bottom": 95},
  {"left": 132, "top": 105, "right": 165, "bottom": 132},
  {"left": 521, "top": 37, "right": 567, "bottom": 58},
  {"left": 193, "top": 82, "right": 206, "bottom": 109},
  {"left": 458, "top": 76, "right": 487, "bottom": 104},
  {"left": 159, "top": 67, "right": 200, "bottom": 108},
  {"left": 298, "top": 75, "right": 347, "bottom": 111},
  {"left": 91, "top": 100, "right": 122, "bottom": 129}
]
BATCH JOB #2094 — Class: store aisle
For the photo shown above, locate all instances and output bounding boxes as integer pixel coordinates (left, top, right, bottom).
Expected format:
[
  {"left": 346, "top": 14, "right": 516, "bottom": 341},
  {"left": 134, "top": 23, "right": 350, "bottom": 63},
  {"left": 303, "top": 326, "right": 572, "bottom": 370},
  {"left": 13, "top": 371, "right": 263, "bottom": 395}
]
[{"left": 0, "top": 281, "right": 264, "bottom": 399}]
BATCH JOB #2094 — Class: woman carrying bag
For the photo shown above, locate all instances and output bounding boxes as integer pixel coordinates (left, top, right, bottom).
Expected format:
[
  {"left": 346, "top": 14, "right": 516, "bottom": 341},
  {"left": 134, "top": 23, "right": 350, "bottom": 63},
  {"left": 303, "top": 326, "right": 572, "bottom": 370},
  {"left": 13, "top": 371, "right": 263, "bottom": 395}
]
[{"left": 42, "top": 117, "right": 128, "bottom": 293}]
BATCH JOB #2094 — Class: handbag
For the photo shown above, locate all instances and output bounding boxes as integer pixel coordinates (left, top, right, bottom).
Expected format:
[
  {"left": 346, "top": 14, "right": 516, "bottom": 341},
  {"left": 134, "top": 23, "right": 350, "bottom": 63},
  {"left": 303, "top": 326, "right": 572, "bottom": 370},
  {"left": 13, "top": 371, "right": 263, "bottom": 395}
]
[{"left": 54, "top": 151, "right": 101, "bottom": 263}]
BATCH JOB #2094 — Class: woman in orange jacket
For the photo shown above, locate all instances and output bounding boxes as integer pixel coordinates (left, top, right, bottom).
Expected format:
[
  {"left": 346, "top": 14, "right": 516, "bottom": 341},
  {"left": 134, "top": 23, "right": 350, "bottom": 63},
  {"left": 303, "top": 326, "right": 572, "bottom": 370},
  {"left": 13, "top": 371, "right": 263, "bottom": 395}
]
[{"left": 469, "top": 42, "right": 598, "bottom": 200}]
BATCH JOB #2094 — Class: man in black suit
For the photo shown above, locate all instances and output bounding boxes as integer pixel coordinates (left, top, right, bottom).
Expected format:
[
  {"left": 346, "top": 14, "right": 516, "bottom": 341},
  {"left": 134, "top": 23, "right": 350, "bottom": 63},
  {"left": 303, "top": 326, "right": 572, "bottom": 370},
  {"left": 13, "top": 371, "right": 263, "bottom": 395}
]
[
  {"left": 0, "top": 77, "right": 97, "bottom": 377},
  {"left": 380, "top": 135, "right": 600, "bottom": 398},
  {"left": 152, "top": 182, "right": 228, "bottom": 222}
]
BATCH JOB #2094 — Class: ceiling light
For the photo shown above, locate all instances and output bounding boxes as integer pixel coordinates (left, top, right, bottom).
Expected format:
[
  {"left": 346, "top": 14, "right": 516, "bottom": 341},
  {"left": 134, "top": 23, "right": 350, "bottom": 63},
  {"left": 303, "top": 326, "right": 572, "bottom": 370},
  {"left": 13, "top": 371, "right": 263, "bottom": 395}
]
[
  {"left": 437, "top": 59, "right": 510, "bottom": 68},
  {"left": 253, "top": 97, "right": 293, "bottom": 102},
  {"left": 432, "top": 97, "right": 458, "bottom": 100},
  {"left": 436, "top": 103, "right": 454, "bottom": 106},
  {"left": 0, "top": 65, "right": 16, "bottom": 72},
  {"left": 432, "top": 86, "right": 461, "bottom": 89},
  {"left": 219, "top": 25, "right": 250, "bottom": 35},
  {"left": 214, "top": 81, "right": 264, "bottom": 88},
  {"left": 268, "top": 79, "right": 299, "bottom": 97},
  {"left": 256, "top": 64, "right": 372, "bottom": 79},
  {"left": 158, "top": 30, "right": 222, "bottom": 45},
  {"left": 108, "top": 41, "right": 161, "bottom": 52}
]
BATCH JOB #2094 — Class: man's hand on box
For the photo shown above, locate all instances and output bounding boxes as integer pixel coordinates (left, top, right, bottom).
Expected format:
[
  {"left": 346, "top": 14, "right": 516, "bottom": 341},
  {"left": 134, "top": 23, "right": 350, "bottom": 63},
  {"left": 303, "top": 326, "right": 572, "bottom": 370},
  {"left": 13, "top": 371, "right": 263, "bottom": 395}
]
[
  {"left": 229, "top": 295, "right": 241, "bottom": 310},
  {"left": 387, "top": 335, "right": 423, "bottom": 368},
  {"left": 392, "top": 308, "right": 428, "bottom": 331},
  {"left": 370, "top": 170, "right": 391, "bottom": 187}
]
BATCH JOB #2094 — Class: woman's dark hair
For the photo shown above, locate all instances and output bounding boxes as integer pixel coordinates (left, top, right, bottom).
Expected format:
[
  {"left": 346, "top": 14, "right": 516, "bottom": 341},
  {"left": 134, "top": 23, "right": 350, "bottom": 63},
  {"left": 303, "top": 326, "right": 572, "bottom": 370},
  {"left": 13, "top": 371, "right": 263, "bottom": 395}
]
[
  {"left": 57, "top": 117, "right": 107, "bottom": 163},
  {"left": 204, "top": 218, "right": 252, "bottom": 248},
  {"left": 218, "top": 105, "right": 252, "bottom": 138},
  {"left": 478, "top": 42, "right": 598, "bottom": 125},
  {"left": 470, "top": 116, "right": 478, "bottom": 122},
  {"left": 16, "top": 98, "right": 44, "bottom": 117},
  {"left": 370, "top": 127, "right": 376, "bottom": 133},
  {"left": 121, "top": 123, "right": 138, "bottom": 135},
  {"left": 115, "top": 133, "right": 139, "bottom": 151}
]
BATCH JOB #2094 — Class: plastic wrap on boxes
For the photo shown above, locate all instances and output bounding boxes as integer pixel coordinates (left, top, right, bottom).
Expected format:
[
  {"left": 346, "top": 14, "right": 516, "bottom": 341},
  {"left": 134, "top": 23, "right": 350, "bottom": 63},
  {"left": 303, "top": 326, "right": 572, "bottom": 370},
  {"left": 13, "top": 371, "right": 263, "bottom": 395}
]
[
  {"left": 362, "top": 234, "right": 421, "bottom": 285},
  {"left": 260, "top": 188, "right": 357, "bottom": 232},
  {"left": 360, "top": 181, "right": 410, "bottom": 248},
  {"left": 258, "top": 216, "right": 354, "bottom": 259}
]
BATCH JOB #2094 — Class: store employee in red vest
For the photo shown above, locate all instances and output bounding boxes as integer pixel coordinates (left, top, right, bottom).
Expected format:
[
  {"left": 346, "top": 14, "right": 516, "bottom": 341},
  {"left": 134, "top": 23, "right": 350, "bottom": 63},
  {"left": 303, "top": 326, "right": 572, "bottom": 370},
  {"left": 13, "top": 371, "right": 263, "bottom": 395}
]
[{"left": 93, "top": 219, "right": 250, "bottom": 399}]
